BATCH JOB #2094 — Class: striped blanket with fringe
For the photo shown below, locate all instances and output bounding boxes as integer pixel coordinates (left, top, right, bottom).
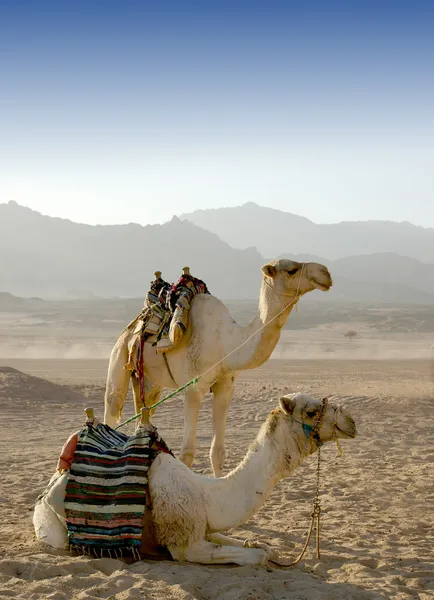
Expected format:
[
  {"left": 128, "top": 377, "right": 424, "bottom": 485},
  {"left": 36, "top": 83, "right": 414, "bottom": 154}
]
[{"left": 64, "top": 423, "right": 172, "bottom": 556}]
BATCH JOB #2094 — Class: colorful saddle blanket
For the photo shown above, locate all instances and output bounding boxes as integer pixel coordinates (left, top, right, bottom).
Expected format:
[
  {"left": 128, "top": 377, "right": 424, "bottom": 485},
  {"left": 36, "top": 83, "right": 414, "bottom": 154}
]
[{"left": 64, "top": 422, "right": 172, "bottom": 556}]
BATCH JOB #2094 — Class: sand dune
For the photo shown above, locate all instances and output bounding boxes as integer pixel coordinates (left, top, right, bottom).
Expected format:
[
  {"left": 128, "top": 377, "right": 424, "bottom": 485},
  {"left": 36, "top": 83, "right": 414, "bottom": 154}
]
[{"left": 0, "top": 358, "right": 433, "bottom": 599}]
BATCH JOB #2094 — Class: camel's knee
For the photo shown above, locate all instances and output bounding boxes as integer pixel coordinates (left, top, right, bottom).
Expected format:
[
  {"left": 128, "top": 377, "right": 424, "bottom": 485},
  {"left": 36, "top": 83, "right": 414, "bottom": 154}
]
[
  {"left": 104, "top": 391, "right": 125, "bottom": 426},
  {"left": 210, "top": 442, "right": 226, "bottom": 478},
  {"left": 179, "top": 448, "right": 196, "bottom": 468}
]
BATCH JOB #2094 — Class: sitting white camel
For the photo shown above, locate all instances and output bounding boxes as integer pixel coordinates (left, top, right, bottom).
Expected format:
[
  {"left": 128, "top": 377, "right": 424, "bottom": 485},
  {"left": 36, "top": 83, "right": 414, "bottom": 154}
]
[
  {"left": 34, "top": 392, "right": 356, "bottom": 566},
  {"left": 104, "top": 259, "right": 333, "bottom": 477}
]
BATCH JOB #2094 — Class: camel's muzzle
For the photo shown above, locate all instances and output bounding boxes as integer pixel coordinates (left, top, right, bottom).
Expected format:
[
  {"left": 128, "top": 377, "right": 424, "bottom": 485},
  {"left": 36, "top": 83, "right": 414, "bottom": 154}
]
[
  {"left": 311, "top": 267, "right": 333, "bottom": 292},
  {"left": 334, "top": 407, "right": 357, "bottom": 439}
]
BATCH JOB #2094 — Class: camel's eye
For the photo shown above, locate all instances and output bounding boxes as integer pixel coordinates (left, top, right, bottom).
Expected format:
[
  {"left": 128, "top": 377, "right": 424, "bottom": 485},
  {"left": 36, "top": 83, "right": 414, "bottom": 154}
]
[
  {"left": 286, "top": 268, "right": 298, "bottom": 276},
  {"left": 306, "top": 410, "right": 318, "bottom": 418}
]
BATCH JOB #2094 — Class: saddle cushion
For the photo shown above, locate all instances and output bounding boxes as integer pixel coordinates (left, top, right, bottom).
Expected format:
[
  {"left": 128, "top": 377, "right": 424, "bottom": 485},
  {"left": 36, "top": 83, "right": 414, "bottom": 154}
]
[{"left": 64, "top": 423, "right": 172, "bottom": 557}]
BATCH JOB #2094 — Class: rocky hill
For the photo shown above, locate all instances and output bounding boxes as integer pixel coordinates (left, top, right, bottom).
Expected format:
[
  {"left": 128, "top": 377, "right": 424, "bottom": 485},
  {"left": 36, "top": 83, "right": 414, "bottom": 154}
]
[
  {"left": 0, "top": 201, "right": 263, "bottom": 299},
  {"left": 2, "top": 201, "right": 434, "bottom": 303}
]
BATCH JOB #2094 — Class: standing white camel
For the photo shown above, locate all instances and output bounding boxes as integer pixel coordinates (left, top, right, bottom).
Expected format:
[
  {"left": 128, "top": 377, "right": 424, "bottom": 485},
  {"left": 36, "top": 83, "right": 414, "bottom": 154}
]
[
  {"left": 34, "top": 393, "right": 357, "bottom": 566},
  {"left": 104, "top": 259, "right": 332, "bottom": 476}
]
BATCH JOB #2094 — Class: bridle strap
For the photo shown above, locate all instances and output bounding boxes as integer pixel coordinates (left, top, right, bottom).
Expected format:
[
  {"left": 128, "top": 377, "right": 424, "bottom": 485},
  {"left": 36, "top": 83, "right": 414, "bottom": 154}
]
[
  {"left": 292, "top": 397, "right": 329, "bottom": 444},
  {"left": 311, "top": 397, "right": 328, "bottom": 445},
  {"left": 273, "top": 397, "right": 328, "bottom": 568},
  {"left": 262, "top": 277, "right": 300, "bottom": 300},
  {"left": 262, "top": 263, "right": 306, "bottom": 304}
]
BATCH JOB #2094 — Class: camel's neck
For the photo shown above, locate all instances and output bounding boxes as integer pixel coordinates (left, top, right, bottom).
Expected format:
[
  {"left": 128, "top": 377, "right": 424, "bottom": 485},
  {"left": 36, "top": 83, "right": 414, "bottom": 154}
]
[
  {"left": 204, "top": 422, "right": 309, "bottom": 532},
  {"left": 226, "top": 280, "right": 297, "bottom": 371}
]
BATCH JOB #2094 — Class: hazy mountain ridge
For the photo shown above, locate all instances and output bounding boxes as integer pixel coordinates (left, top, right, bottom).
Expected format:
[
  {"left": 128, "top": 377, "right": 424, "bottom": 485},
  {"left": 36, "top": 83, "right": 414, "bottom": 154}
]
[
  {"left": 181, "top": 202, "right": 434, "bottom": 262},
  {"left": 0, "top": 201, "right": 264, "bottom": 298},
  {"left": 1, "top": 201, "right": 434, "bottom": 303}
]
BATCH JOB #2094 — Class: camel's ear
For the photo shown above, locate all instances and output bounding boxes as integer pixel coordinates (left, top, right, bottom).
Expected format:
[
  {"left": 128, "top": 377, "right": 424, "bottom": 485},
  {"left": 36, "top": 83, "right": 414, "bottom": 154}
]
[
  {"left": 279, "top": 395, "right": 295, "bottom": 416},
  {"left": 261, "top": 263, "right": 277, "bottom": 278}
]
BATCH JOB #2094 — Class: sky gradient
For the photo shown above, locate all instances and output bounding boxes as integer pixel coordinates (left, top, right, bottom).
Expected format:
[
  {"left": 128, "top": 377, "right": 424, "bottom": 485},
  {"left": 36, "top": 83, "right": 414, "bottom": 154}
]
[{"left": 1, "top": 1, "right": 433, "bottom": 226}]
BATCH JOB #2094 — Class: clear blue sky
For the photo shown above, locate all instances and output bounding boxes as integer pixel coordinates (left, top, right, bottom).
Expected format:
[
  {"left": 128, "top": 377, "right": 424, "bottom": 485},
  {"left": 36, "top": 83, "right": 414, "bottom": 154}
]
[{"left": 1, "top": 0, "right": 433, "bottom": 226}]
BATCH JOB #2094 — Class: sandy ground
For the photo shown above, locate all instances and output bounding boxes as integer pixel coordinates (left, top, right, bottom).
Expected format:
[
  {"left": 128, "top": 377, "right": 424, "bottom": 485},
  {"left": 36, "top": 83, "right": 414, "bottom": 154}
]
[{"left": 0, "top": 357, "right": 433, "bottom": 600}]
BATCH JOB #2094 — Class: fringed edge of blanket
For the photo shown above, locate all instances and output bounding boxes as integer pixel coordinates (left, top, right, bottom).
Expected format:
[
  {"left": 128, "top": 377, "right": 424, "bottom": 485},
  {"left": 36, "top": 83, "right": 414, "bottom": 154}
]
[
  {"left": 68, "top": 542, "right": 143, "bottom": 562},
  {"left": 68, "top": 542, "right": 171, "bottom": 563}
]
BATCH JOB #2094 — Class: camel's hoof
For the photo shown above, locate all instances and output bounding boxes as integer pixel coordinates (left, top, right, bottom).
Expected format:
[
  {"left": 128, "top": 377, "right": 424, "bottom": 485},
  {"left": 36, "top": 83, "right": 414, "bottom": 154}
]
[{"left": 246, "top": 540, "right": 280, "bottom": 561}]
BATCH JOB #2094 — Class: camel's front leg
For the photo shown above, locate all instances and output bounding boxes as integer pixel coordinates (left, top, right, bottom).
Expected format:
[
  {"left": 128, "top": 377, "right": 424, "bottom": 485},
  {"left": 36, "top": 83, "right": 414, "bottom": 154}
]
[
  {"left": 207, "top": 532, "right": 246, "bottom": 547},
  {"left": 131, "top": 374, "right": 162, "bottom": 417},
  {"left": 210, "top": 375, "right": 234, "bottom": 477},
  {"left": 179, "top": 386, "right": 204, "bottom": 468},
  {"left": 104, "top": 330, "right": 131, "bottom": 427},
  {"left": 207, "top": 533, "right": 284, "bottom": 563},
  {"left": 168, "top": 540, "right": 267, "bottom": 566}
]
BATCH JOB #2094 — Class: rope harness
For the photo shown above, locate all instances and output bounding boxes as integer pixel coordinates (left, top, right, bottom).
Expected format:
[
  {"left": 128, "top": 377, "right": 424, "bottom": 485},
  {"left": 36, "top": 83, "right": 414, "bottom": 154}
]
[{"left": 278, "top": 397, "right": 328, "bottom": 567}]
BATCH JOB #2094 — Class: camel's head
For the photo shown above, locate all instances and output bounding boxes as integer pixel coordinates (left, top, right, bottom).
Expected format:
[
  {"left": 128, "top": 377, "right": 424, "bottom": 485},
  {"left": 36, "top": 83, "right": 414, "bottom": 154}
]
[
  {"left": 278, "top": 392, "right": 357, "bottom": 449},
  {"left": 261, "top": 259, "right": 332, "bottom": 298},
  {"left": 259, "top": 393, "right": 357, "bottom": 472}
]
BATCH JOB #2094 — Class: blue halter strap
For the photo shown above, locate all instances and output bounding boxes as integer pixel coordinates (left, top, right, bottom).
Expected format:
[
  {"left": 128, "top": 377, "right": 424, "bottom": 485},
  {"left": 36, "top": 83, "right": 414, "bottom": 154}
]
[
  {"left": 292, "top": 419, "right": 315, "bottom": 438},
  {"left": 292, "top": 397, "right": 329, "bottom": 443}
]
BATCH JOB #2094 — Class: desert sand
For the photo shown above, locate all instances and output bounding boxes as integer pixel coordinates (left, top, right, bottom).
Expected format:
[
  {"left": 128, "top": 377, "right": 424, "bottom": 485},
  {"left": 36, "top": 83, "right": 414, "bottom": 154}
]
[{"left": 0, "top": 355, "right": 433, "bottom": 600}]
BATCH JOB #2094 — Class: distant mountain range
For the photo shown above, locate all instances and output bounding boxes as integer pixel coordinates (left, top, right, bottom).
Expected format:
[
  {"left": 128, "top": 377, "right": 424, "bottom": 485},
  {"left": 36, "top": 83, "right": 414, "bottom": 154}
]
[
  {"left": 1, "top": 200, "right": 433, "bottom": 304},
  {"left": 181, "top": 202, "right": 434, "bottom": 263},
  {"left": 0, "top": 201, "right": 263, "bottom": 299}
]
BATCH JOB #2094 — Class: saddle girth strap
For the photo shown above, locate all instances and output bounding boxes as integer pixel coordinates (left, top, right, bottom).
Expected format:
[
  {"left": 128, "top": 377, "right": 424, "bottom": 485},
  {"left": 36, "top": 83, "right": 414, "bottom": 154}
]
[{"left": 163, "top": 353, "right": 179, "bottom": 388}]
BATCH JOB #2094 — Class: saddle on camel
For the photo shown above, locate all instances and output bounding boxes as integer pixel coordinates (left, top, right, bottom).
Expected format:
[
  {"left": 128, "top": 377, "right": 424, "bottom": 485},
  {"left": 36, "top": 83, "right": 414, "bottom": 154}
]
[
  {"left": 127, "top": 266, "right": 209, "bottom": 357},
  {"left": 35, "top": 408, "right": 173, "bottom": 562},
  {"left": 124, "top": 266, "right": 209, "bottom": 399}
]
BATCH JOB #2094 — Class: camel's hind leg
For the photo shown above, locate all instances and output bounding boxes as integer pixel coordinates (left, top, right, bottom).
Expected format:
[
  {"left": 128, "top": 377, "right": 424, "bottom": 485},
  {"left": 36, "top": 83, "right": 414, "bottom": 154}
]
[{"left": 104, "top": 330, "right": 131, "bottom": 427}]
